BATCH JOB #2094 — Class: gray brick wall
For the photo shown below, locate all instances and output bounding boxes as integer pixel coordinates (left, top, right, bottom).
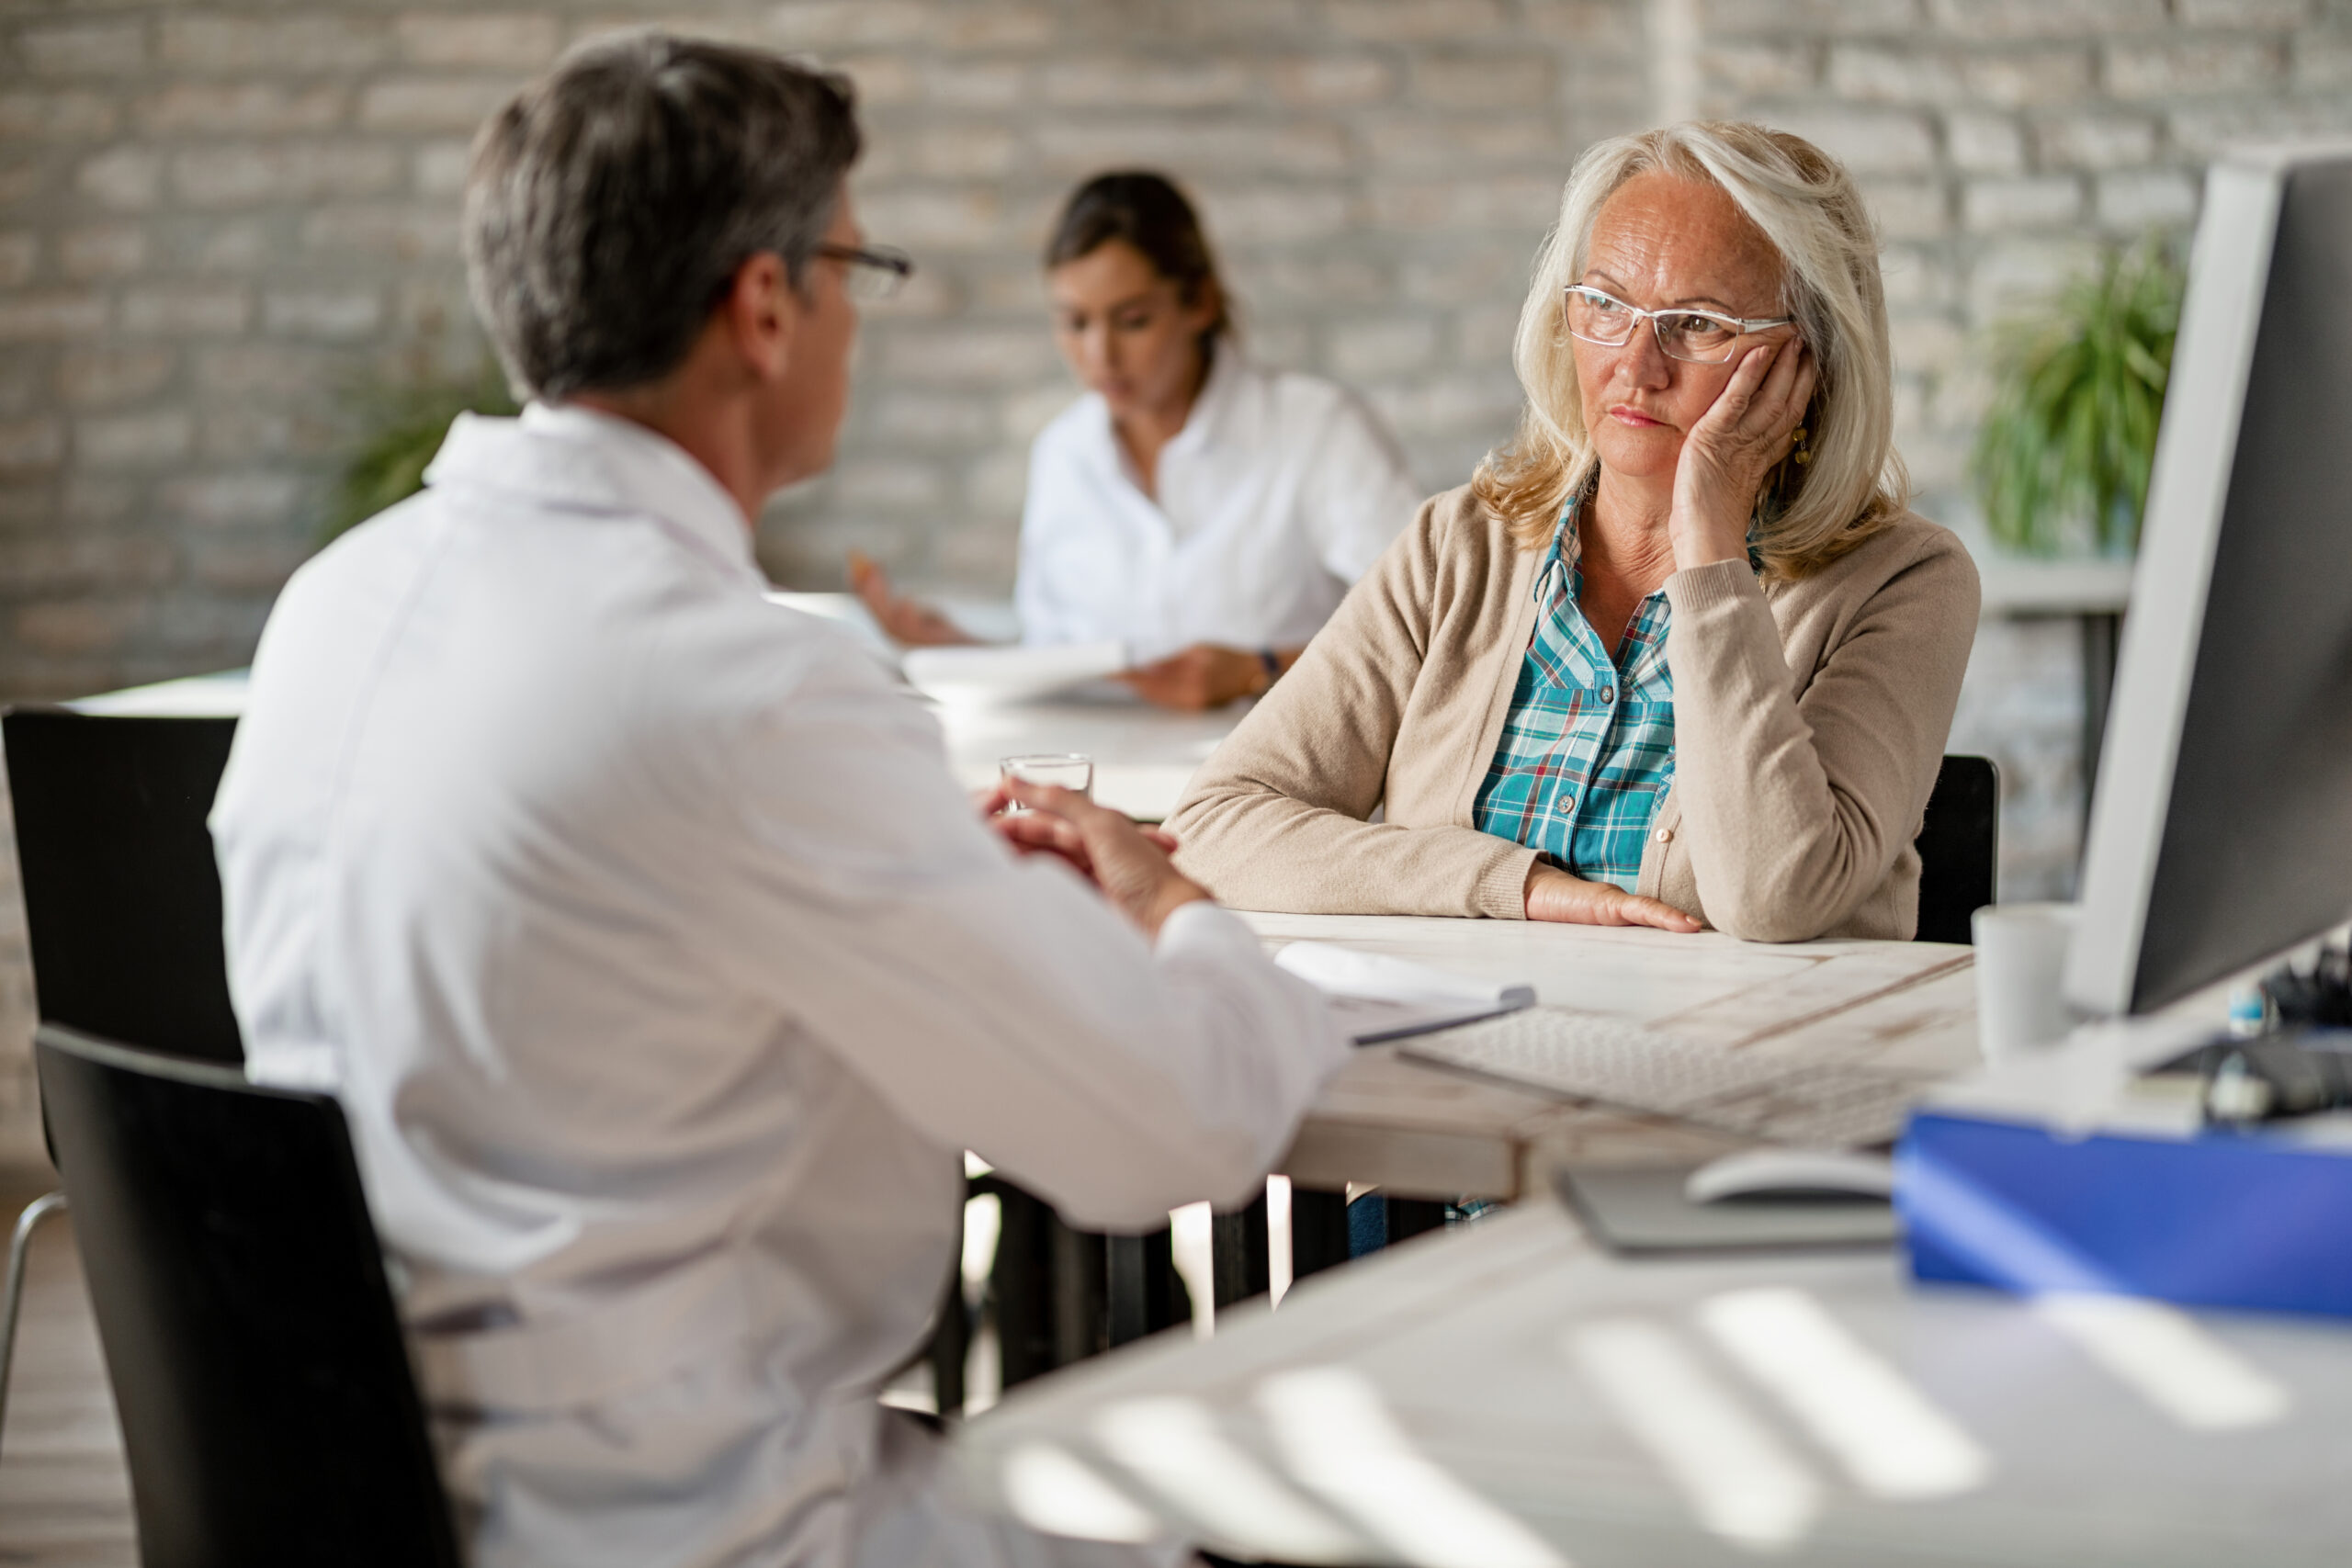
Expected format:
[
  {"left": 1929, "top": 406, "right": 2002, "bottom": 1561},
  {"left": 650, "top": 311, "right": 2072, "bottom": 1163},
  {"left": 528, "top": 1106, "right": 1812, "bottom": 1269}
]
[
  {"left": 5, "top": 0, "right": 2352, "bottom": 1161},
  {"left": 0, "top": 1, "right": 1660, "bottom": 713},
  {"left": 1691, "top": 0, "right": 2352, "bottom": 525}
]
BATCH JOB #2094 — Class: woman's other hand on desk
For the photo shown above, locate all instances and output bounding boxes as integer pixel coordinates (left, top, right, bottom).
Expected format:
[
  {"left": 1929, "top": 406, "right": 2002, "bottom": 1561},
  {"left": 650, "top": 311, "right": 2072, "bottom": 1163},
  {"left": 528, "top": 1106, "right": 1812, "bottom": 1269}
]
[
  {"left": 1525, "top": 863, "right": 1702, "bottom": 932},
  {"left": 846, "top": 550, "right": 976, "bottom": 648},
  {"left": 1119, "top": 643, "right": 1293, "bottom": 710},
  {"left": 984, "top": 781, "right": 1208, "bottom": 938}
]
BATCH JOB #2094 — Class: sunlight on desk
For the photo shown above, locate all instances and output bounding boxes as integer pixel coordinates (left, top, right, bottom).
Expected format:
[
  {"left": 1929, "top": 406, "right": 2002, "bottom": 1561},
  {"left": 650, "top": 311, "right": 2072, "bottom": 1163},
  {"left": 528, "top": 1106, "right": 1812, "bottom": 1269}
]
[{"left": 962, "top": 1202, "right": 2352, "bottom": 1568}]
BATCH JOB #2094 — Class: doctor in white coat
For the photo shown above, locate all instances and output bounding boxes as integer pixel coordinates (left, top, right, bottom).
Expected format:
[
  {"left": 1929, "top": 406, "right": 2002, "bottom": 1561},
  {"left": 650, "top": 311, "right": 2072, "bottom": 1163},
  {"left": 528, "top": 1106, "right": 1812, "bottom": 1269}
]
[
  {"left": 852, "top": 172, "right": 1420, "bottom": 710},
  {"left": 210, "top": 36, "right": 1346, "bottom": 1568}
]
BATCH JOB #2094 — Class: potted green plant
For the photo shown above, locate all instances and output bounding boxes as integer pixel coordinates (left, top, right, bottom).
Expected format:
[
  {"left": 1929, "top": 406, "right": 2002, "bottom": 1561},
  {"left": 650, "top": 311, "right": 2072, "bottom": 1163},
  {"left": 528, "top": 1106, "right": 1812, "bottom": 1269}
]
[
  {"left": 1971, "top": 242, "right": 2184, "bottom": 557},
  {"left": 322, "top": 359, "right": 518, "bottom": 542}
]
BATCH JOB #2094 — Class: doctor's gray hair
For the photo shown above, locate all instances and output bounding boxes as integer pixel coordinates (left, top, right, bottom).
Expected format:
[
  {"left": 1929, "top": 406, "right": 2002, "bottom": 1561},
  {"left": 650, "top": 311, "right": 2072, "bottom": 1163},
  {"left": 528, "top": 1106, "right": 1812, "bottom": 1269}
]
[{"left": 464, "top": 33, "right": 861, "bottom": 401}]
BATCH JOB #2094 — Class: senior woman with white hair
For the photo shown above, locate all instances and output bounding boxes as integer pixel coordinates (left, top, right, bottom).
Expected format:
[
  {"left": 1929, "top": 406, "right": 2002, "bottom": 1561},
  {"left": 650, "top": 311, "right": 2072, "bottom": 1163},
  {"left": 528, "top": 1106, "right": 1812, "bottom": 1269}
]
[{"left": 1166, "top": 121, "right": 1980, "bottom": 942}]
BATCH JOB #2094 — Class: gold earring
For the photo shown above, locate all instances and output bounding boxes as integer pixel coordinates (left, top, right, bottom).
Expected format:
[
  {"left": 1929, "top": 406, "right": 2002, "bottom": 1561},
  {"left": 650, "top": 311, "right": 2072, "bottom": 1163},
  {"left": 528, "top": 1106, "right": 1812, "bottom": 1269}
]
[{"left": 1791, "top": 424, "right": 1811, "bottom": 466}]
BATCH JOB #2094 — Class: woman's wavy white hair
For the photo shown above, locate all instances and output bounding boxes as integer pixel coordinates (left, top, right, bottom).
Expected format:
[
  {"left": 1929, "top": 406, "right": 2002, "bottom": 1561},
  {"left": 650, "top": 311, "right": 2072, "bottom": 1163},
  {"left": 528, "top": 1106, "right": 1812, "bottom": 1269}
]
[{"left": 1474, "top": 120, "right": 1910, "bottom": 578}]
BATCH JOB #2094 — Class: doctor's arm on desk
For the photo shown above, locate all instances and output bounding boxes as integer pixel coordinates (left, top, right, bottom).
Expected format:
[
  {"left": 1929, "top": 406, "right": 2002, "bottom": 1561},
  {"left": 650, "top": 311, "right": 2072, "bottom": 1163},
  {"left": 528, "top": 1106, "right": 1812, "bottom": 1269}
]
[{"left": 711, "top": 665, "right": 1345, "bottom": 1227}]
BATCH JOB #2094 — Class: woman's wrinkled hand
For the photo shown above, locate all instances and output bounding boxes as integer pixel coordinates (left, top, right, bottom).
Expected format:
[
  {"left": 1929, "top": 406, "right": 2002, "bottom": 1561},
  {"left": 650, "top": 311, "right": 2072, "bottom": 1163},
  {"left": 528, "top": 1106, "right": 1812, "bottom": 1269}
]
[
  {"left": 847, "top": 550, "right": 977, "bottom": 649},
  {"left": 1118, "top": 643, "right": 1269, "bottom": 711},
  {"left": 1668, "top": 335, "right": 1817, "bottom": 572},
  {"left": 983, "top": 781, "right": 1205, "bottom": 937},
  {"left": 1524, "top": 863, "right": 1702, "bottom": 932}
]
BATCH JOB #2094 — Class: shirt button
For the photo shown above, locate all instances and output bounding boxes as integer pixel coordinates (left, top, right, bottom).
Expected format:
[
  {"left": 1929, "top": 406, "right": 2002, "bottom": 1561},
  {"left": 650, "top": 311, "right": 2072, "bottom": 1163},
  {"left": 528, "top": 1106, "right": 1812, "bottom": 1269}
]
[
  {"left": 1557, "top": 794, "right": 1576, "bottom": 813},
  {"left": 1599, "top": 686, "right": 1616, "bottom": 704},
  {"left": 1655, "top": 828, "right": 1674, "bottom": 843}
]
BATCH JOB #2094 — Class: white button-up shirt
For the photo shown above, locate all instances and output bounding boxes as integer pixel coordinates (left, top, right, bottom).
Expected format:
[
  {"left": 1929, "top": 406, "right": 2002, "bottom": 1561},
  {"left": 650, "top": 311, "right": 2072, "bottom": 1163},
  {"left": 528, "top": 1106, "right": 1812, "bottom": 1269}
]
[
  {"left": 1015, "top": 349, "right": 1420, "bottom": 661},
  {"left": 210, "top": 402, "right": 1347, "bottom": 1568}
]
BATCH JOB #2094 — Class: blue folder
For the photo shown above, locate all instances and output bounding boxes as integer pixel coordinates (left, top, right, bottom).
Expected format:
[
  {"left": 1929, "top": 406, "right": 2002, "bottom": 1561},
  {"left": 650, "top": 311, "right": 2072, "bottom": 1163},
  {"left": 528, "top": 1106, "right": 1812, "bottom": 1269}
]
[{"left": 1899, "top": 1109, "right": 2352, "bottom": 1318}]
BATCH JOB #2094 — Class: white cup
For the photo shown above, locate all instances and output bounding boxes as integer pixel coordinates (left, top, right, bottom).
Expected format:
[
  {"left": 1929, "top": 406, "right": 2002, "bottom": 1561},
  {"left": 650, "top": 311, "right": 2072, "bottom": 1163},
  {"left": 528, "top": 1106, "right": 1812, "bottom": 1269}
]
[{"left": 1972, "top": 901, "right": 2081, "bottom": 1063}]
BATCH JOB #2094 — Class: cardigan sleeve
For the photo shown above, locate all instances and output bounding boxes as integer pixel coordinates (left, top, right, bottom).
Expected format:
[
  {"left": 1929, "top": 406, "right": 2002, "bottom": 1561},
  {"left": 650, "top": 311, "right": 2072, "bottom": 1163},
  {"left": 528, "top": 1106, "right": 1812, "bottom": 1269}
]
[
  {"left": 1663, "top": 529, "right": 1981, "bottom": 942},
  {"left": 1166, "top": 492, "right": 1539, "bottom": 919}
]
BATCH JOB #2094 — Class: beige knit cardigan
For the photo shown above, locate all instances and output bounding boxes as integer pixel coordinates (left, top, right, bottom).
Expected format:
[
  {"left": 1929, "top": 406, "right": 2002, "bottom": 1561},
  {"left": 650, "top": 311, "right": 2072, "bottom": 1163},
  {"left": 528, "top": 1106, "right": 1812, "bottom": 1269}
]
[{"left": 1166, "top": 483, "right": 1983, "bottom": 942}]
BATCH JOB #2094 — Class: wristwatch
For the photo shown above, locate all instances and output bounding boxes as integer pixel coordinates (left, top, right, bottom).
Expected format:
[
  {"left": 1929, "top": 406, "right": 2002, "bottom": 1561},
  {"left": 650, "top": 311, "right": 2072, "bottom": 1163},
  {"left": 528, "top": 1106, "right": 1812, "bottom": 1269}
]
[{"left": 1257, "top": 647, "right": 1283, "bottom": 693}]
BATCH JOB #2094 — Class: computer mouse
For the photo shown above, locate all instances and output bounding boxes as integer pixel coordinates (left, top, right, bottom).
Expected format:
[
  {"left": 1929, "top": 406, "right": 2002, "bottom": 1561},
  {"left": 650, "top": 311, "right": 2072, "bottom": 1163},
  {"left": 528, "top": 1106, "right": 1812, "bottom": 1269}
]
[{"left": 1683, "top": 1148, "right": 1896, "bottom": 1205}]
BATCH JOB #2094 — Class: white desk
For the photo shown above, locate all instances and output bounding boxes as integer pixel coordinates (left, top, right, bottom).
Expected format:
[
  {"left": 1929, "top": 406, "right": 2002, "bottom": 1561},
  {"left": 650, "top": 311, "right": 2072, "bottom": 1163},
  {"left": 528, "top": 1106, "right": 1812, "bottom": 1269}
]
[
  {"left": 1258, "top": 915, "right": 1979, "bottom": 1200},
  {"left": 62, "top": 670, "right": 1972, "bottom": 1201},
  {"left": 64, "top": 670, "right": 249, "bottom": 717},
  {"left": 772, "top": 589, "right": 1254, "bottom": 821},
  {"left": 1974, "top": 556, "right": 2132, "bottom": 619},
  {"left": 935, "top": 694, "right": 1246, "bottom": 822},
  {"left": 957, "top": 1198, "right": 2352, "bottom": 1567},
  {"left": 70, "top": 671, "right": 1245, "bottom": 825},
  {"left": 1974, "top": 552, "right": 2134, "bottom": 809}
]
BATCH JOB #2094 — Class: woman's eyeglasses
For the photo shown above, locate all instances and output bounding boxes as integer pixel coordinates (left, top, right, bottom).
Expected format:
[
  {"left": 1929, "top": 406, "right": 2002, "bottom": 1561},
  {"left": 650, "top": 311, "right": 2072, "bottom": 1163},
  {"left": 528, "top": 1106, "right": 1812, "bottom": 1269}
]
[
  {"left": 817, "top": 243, "right": 915, "bottom": 303},
  {"left": 1563, "top": 285, "right": 1793, "bottom": 364}
]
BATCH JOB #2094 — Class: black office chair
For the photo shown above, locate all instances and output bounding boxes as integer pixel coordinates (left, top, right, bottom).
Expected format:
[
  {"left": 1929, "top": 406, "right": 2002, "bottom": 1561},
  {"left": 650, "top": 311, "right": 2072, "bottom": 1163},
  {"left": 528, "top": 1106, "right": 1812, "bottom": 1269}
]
[
  {"left": 1915, "top": 754, "right": 1999, "bottom": 945},
  {"left": 2, "top": 710, "right": 247, "bottom": 1449},
  {"left": 33, "top": 1023, "right": 461, "bottom": 1568},
  {"left": 4, "top": 708, "right": 244, "bottom": 1065}
]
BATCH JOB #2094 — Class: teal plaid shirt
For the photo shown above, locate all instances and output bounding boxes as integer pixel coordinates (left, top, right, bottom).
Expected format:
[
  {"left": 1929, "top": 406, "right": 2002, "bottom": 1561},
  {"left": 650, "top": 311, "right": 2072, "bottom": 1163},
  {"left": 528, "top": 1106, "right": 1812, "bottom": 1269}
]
[{"left": 1473, "top": 502, "right": 1677, "bottom": 892}]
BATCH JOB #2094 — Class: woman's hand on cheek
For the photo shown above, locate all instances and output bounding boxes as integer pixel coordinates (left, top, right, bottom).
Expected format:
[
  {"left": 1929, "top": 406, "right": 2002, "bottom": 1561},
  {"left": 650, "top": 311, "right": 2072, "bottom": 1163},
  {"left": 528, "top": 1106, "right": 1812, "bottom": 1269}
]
[
  {"left": 1524, "top": 863, "right": 1703, "bottom": 932},
  {"left": 1668, "top": 337, "right": 1817, "bottom": 573}
]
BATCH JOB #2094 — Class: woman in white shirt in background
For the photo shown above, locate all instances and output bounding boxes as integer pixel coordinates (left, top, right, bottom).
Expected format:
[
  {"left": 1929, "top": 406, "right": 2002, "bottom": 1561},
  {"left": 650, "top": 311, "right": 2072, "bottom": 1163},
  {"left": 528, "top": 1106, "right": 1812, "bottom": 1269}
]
[{"left": 853, "top": 170, "right": 1421, "bottom": 709}]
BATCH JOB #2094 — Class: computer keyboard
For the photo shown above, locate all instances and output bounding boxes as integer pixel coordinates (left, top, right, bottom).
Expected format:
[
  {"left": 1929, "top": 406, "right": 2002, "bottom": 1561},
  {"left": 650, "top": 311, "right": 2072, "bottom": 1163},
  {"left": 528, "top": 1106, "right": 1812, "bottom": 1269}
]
[{"left": 1399, "top": 1007, "right": 1926, "bottom": 1149}]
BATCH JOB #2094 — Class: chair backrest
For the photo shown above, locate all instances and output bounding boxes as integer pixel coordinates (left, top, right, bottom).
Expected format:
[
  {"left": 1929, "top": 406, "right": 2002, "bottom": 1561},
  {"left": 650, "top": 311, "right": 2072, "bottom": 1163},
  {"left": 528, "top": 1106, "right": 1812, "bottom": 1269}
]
[
  {"left": 33, "top": 1024, "right": 459, "bottom": 1568},
  {"left": 1915, "top": 754, "right": 1999, "bottom": 945},
  {"left": 4, "top": 710, "right": 243, "bottom": 1064}
]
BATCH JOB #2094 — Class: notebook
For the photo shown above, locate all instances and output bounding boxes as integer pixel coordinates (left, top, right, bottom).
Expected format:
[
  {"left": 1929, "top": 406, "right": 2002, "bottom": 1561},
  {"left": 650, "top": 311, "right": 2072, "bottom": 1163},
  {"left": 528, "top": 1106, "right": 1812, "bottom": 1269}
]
[{"left": 1274, "top": 942, "right": 1536, "bottom": 1044}]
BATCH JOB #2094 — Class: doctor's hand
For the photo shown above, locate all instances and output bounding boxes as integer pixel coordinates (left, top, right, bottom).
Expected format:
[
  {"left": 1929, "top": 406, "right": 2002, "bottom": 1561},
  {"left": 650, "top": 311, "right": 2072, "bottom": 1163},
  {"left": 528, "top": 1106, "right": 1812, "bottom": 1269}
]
[
  {"left": 1119, "top": 644, "right": 1277, "bottom": 711},
  {"left": 990, "top": 780, "right": 1209, "bottom": 938},
  {"left": 846, "top": 551, "right": 976, "bottom": 649},
  {"left": 1524, "top": 863, "right": 1702, "bottom": 932}
]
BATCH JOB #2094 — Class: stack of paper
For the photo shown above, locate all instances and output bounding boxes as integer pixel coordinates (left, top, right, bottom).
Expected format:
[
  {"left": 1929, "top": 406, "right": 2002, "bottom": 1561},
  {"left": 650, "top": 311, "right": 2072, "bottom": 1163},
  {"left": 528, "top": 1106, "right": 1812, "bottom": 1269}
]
[
  {"left": 1275, "top": 942, "right": 1536, "bottom": 1044},
  {"left": 901, "top": 641, "right": 1129, "bottom": 705}
]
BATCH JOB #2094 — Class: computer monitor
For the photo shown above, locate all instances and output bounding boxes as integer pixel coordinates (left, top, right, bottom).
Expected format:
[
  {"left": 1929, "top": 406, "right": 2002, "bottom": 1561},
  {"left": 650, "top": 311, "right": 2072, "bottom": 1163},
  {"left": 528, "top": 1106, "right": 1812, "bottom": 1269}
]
[{"left": 2067, "top": 144, "right": 2352, "bottom": 1018}]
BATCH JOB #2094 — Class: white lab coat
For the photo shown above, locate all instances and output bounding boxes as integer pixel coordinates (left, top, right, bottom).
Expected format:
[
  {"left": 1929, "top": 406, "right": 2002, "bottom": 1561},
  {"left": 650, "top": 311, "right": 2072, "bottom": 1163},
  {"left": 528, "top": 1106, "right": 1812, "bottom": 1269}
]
[
  {"left": 1015, "top": 347, "right": 1419, "bottom": 660},
  {"left": 210, "top": 402, "right": 1349, "bottom": 1568}
]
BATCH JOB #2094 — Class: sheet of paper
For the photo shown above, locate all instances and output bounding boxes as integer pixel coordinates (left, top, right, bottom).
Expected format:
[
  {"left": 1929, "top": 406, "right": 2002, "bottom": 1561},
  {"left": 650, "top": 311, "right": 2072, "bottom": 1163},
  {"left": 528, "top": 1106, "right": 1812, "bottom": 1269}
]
[
  {"left": 901, "top": 641, "right": 1129, "bottom": 705},
  {"left": 1276, "top": 941, "right": 1536, "bottom": 1045}
]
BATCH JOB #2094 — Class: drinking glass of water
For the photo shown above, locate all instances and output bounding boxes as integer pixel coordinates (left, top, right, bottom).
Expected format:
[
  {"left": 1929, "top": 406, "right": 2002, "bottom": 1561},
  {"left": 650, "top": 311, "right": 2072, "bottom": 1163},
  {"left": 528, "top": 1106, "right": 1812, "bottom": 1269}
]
[{"left": 999, "top": 753, "right": 1093, "bottom": 810}]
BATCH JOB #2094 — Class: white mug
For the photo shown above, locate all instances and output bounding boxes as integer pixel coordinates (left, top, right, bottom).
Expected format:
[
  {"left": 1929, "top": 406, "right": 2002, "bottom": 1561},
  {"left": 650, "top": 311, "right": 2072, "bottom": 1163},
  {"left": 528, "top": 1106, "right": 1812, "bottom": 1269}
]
[{"left": 1972, "top": 901, "right": 2081, "bottom": 1063}]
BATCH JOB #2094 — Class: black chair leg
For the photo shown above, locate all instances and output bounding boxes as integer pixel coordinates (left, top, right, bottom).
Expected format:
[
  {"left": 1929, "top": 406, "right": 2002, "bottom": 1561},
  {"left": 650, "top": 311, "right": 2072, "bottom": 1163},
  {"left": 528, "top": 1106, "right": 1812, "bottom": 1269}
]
[
  {"left": 990, "top": 1183, "right": 1057, "bottom": 1391},
  {"left": 989, "top": 1180, "right": 1119, "bottom": 1389},
  {"left": 1105, "top": 1225, "right": 1187, "bottom": 1348},
  {"left": 926, "top": 1256, "right": 968, "bottom": 1417},
  {"left": 1050, "top": 1224, "right": 1106, "bottom": 1369},
  {"left": 0, "top": 1191, "right": 70, "bottom": 1457},
  {"left": 1212, "top": 1188, "right": 1271, "bottom": 1310},
  {"left": 1290, "top": 1186, "right": 1351, "bottom": 1282}
]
